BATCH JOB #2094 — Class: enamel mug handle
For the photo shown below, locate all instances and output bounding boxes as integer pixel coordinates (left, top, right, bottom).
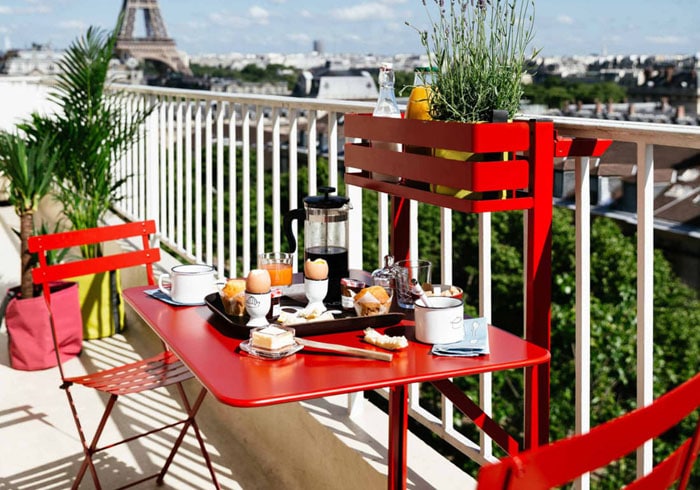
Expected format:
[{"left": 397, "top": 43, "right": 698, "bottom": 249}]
[{"left": 158, "top": 274, "right": 172, "bottom": 296}]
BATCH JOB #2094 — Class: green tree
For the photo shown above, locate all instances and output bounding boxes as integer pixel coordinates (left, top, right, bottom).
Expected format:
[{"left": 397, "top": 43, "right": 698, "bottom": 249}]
[{"left": 404, "top": 205, "right": 698, "bottom": 486}]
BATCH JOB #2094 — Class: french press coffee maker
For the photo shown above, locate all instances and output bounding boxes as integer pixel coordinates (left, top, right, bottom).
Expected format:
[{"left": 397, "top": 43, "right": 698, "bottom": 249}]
[{"left": 283, "top": 186, "right": 351, "bottom": 305}]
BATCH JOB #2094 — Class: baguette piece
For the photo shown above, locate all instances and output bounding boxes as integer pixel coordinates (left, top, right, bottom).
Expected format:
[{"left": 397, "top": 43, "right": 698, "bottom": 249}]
[{"left": 363, "top": 327, "right": 408, "bottom": 350}]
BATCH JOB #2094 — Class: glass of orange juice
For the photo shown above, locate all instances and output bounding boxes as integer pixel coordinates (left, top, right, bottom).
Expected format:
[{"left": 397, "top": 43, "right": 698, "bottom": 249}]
[{"left": 258, "top": 252, "right": 294, "bottom": 287}]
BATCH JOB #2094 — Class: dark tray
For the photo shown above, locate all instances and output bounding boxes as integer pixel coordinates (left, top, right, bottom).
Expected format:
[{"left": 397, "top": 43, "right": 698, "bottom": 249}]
[{"left": 204, "top": 292, "right": 404, "bottom": 337}]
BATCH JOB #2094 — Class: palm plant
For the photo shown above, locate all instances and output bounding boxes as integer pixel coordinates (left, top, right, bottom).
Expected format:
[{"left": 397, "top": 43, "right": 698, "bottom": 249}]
[
  {"left": 22, "top": 22, "right": 151, "bottom": 258},
  {"left": 0, "top": 132, "right": 58, "bottom": 299}
]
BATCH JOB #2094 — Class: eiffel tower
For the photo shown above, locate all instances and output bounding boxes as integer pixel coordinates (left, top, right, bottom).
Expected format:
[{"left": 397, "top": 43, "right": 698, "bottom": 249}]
[{"left": 115, "top": 0, "right": 192, "bottom": 75}]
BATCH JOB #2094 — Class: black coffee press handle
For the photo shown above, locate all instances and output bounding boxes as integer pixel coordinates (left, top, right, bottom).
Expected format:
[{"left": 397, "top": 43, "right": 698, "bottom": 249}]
[{"left": 283, "top": 208, "right": 306, "bottom": 253}]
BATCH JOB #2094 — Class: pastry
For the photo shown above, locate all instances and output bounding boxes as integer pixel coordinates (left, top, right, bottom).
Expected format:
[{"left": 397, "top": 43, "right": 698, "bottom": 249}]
[
  {"left": 354, "top": 285, "right": 392, "bottom": 316},
  {"left": 221, "top": 279, "right": 246, "bottom": 316}
]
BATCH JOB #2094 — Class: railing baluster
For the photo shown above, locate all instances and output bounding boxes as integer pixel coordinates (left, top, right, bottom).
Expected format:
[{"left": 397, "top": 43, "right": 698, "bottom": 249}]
[
  {"left": 185, "top": 98, "right": 193, "bottom": 255},
  {"left": 255, "top": 106, "right": 265, "bottom": 258},
  {"left": 307, "top": 111, "right": 317, "bottom": 196},
  {"left": 229, "top": 104, "right": 238, "bottom": 278},
  {"left": 216, "top": 102, "right": 226, "bottom": 276},
  {"left": 242, "top": 104, "right": 251, "bottom": 275},
  {"left": 272, "top": 107, "right": 281, "bottom": 251},
  {"left": 636, "top": 142, "right": 655, "bottom": 477},
  {"left": 159, "top": 97, "right": 167, "bottom": 235},
  {"left": 328, "top": 111, "right": 338, "bottom": 189},
  {"left": 194, "top": 100, "right": 203, "bottom": 262},
  {"left": 479, "top": 212, "right": 493, "bottom": 461},
  {"left": 167, "top": 97, "right": 175, "bottom": 240},
  {"left": 205, "top": 101, "right": 214, "bottom": 265},
  {"left": 288, "top": 110, "right": 299, "bottom": 272},
  {"left": 574, "top": 155, "right": 591, "bottom": 490},
  {"left": 175, "top": 100, "right": 184, "bottom": 248}
]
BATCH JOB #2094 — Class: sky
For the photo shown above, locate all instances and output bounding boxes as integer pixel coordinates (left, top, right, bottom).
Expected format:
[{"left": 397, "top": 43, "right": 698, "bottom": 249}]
[{"left": 1, "top": 0, "right": 699, "bottom": 57}]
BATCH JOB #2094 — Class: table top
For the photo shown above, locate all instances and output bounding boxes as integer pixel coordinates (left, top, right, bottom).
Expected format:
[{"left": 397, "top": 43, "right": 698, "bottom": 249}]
[{"left": 123, "top": 286, "right": 550, "bottom": 408}]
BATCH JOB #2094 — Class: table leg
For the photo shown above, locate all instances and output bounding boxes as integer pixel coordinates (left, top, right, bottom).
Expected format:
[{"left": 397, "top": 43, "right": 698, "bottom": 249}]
[{"left": 388, "top": 384, "right": 408, "bottom": 490}]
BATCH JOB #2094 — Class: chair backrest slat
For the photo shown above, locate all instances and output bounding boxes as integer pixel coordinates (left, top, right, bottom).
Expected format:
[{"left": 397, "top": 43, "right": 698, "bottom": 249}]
[
  {"left": 32, "top": 249, "right": 160, "bottom": 284},
  {"left": 477, "top": 372, "right": 700, "bottom": 489},
  {"left": 29, "top": 220, "right": 160, "bottom": 286},
  {"left": 27, "top": 220, "right": 161, "bottom": 380},
  {"left": 29, "top": 220, "right": 156, "bottom": 252}
]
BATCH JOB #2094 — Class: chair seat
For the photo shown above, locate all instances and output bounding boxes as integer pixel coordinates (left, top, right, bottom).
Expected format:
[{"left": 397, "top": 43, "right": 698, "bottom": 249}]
[{"left": 66, "top": 350, "right": 194, "bottom": 396}]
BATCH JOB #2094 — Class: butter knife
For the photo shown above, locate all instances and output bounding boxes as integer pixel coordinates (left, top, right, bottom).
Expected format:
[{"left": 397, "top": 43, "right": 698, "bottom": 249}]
[{"left": 295, "top": 338, "right": 393, "bottom": 362}]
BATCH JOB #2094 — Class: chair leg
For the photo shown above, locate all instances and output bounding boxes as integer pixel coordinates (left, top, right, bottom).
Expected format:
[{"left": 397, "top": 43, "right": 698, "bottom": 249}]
[
  {"left": 66, "top": 389, "right": 118, "bottom": 490},
  {"left": 157, "top": 385, "right": 220, "bottom": 489}
]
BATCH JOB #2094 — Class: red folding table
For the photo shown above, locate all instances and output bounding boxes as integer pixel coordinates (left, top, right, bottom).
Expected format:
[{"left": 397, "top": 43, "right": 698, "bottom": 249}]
[{"left": 123, "top": 285, "right": 550, "bottom": 489}]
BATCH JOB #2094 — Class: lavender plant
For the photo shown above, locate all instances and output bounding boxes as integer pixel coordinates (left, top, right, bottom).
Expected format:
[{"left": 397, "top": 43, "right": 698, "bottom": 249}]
[{"left": 409, "top": 0, "right": 539, "bottom": 122}]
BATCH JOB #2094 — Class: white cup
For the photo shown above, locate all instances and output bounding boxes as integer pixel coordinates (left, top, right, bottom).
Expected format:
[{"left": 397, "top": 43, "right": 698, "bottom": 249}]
[
  {"left": 158, "top": 264, "right": 217, "bottom": 305},
  {"left": 414, "top": 296, "right": 464, "bottom": 344}
]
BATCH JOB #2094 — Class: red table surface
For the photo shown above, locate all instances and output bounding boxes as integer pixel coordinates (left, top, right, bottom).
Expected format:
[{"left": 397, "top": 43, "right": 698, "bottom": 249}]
[{"left": 123, "top": 286, "right": 550, "bottom": 408}]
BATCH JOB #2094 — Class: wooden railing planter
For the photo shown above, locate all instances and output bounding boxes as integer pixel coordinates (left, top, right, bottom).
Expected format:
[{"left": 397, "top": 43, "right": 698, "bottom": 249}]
[
  {"left": 344, "top": 114, "right": 535, "bottom": 213},
  {"left": 344, "top": 113, "right": 612, "bottom": 451}
]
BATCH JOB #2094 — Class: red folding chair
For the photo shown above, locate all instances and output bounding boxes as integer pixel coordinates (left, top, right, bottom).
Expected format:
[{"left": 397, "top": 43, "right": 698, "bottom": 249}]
[
  {"left": 477, "top": 372, "right": 700, "bottom": 489},
  {"left": 29, "top": 220, "right": 220, "bottom": 489}
]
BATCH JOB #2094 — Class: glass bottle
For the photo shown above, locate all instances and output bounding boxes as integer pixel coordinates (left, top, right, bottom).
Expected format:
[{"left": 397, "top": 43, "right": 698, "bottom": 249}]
[
  {"left": 371, "top": 62, "right": 402, "bottom": 182},
  {"left": 405, "top": 66, "right": 437, "bottom": 188},
  {"left": 371, "top": 254, "right": 395, "bottom": 290},
  {"left": 405, "top": 66, "right": 435, "bottom": 122}
]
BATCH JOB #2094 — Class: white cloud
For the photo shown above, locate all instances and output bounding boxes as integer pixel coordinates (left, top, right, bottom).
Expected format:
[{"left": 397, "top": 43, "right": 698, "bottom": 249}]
[
  {"left": 331, "top": 3, "right": 394, "bottom": 21},
  {"left": 58, "top": 19, "right": 87, "bottom": 30},
  {"left": 646, "top": 35, "right": 685, "bottom": 45},
  {"left": 0, "top": 7, "right": 12, "bottom": 14},
  {"left": 208, "top": 11, "right": 247, "bottom": 28},
  {"left": 249, "top": 6, "right": 270, "bottom": 24},
  {"left": 557, "top": 14, "right": 574, "bottom": 25},
  {"left": 287, "top": 32, "right": 310, "bottom": 44},
  {"left": 300, "top": 9, "right": 312, "bottom": 18}
]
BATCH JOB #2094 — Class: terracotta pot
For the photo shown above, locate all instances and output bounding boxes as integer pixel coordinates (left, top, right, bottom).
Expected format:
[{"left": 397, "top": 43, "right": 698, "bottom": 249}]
[{"left": 3, "top": 281, "right": 83, "bottom": 371}]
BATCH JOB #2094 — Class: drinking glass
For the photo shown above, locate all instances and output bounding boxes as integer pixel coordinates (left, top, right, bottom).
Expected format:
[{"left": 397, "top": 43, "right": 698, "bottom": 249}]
[
  {"left": 393, "top": 259, "right": 432, "bottom": 309},
  {"left": 258, "top": 252, "right": 294, "bottom": 287}
]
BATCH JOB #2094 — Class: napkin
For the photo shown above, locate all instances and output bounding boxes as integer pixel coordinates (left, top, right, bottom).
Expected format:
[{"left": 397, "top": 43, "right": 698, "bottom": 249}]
[
  {"left": 144, "top": 289, "right": 204, "bottom": 306},
  {"left": 431, "top": 317, "right": 490, "bottom": 357}
]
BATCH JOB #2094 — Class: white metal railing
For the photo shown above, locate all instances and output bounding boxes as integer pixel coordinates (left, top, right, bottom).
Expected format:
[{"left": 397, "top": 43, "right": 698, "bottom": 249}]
[{"left": 108, "top": 84, "right": 700, "bottom": 485}]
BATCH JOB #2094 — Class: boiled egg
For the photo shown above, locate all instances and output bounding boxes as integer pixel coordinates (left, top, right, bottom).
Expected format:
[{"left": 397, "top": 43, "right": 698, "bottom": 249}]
[
  {"left": 304, "top": 258, "right": 328, "bottom": 280},
  {"left": 246, "top": 269, "right": 271, "bottom": 294}
]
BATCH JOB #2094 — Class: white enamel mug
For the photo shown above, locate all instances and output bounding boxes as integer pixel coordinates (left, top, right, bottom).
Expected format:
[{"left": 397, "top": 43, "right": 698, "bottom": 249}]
[
  {"left": 414, "top": 296, "right": 464, "bottom": 344},
  {"left": 158, "top": 264, "right": 217, "bottom": 305}
]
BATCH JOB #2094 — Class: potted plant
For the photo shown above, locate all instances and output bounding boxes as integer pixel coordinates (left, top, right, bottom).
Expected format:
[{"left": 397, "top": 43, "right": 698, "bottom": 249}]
[
  {"left": 407, "top": 0, "right": 539, "bottom": 198},
  {"left": 0, "top": 131, "right": 83, "bottom": 370},
  {"left": 21, "top": 22, "right": 152, "bottom": 338},
  {"left": 411, "top": 0, "right": 538, "bottom": 122}
]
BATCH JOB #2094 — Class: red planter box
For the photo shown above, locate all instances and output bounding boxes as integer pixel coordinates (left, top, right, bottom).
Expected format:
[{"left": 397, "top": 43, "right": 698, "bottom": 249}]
[{"left": 343, "top": 114, "right": 545, "bottom": 213}]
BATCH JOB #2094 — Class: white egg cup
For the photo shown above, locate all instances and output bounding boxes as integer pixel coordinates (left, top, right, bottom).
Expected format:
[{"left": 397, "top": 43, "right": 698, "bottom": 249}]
[
  {"left": 304, "top": 277, "right": 328, "bottom": 313},
  {"left": 245, "top": 290, "right": 271, "bottom": 327}
]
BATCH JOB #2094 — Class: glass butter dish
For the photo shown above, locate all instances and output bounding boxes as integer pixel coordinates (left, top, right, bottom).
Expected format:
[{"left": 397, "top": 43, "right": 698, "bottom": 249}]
[{"left": 239, "top": 325, "right": 302, "bottom": 360}]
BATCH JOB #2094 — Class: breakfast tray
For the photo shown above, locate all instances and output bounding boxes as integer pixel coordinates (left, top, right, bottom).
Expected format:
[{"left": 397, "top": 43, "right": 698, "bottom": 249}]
[{"left": 204, "top": 292, "right": 404, "bottom": 337}]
